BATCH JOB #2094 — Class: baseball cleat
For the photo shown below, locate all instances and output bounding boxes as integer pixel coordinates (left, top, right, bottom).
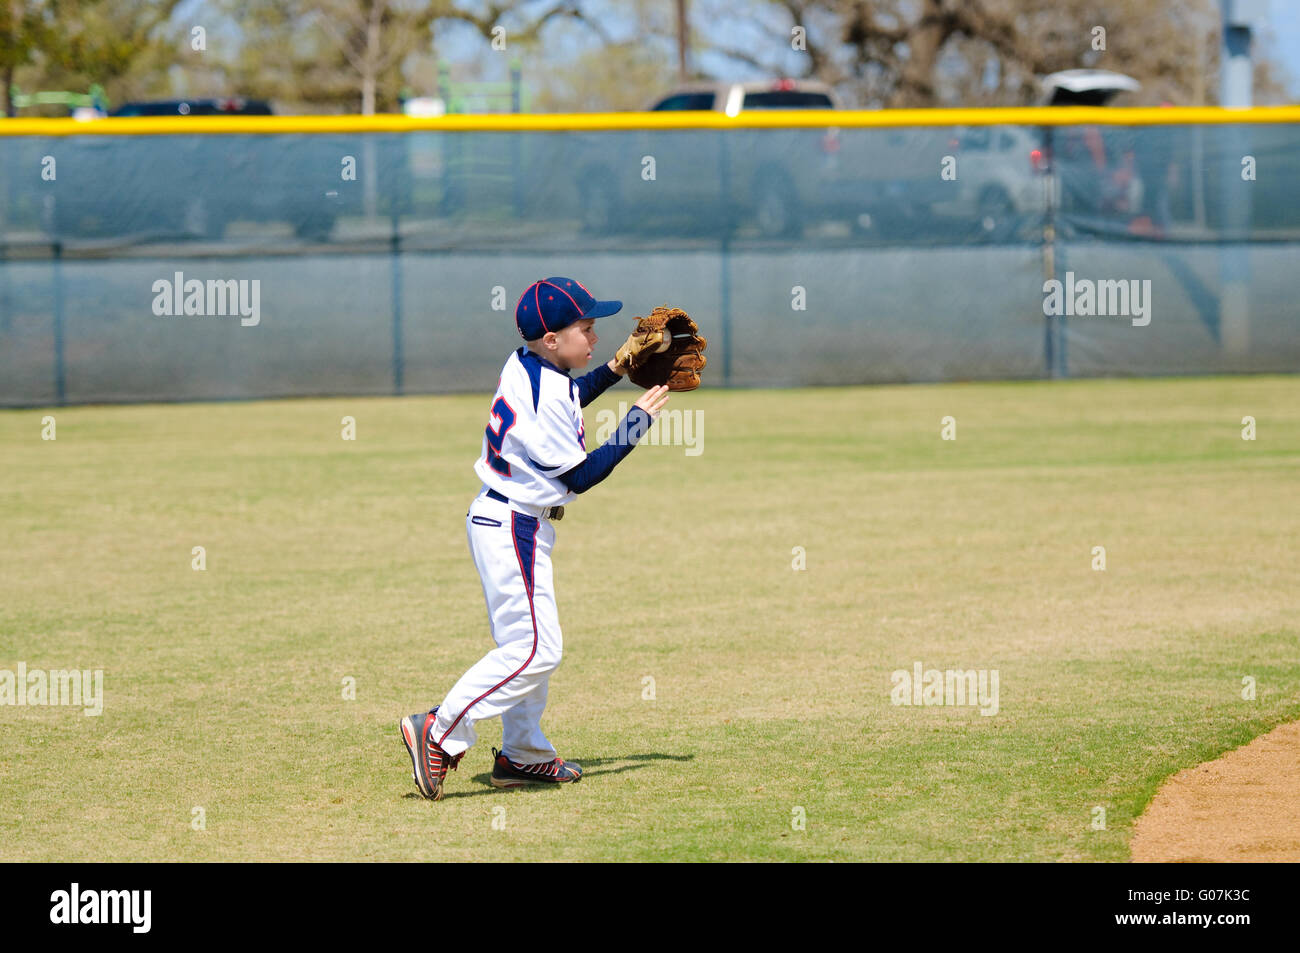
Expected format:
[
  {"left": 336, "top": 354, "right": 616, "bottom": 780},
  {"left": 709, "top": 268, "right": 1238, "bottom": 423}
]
[
  {"left": 400, "top": 707, "right": 462, "bottom": 801},
  {"left": 490, "top": 747, "right": 582, "bottom": 788}
]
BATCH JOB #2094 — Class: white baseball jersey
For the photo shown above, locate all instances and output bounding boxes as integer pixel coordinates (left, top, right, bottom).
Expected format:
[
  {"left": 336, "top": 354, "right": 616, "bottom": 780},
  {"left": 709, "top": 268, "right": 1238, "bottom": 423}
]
[{"left": 473, "top": 347, "right": 587, "bottom": 511}]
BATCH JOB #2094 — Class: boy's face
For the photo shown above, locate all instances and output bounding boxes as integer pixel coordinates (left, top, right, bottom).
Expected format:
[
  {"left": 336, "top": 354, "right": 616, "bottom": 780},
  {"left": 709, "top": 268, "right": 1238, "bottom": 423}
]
[{"left": 542, "top": 318, "right": 597, "bottom": 371}]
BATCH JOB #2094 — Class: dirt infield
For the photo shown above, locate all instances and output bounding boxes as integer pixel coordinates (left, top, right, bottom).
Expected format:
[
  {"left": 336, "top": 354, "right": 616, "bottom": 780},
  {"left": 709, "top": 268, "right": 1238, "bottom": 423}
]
[{"left": 1131, "top": 721, "right": 1300, "bottom": 862}]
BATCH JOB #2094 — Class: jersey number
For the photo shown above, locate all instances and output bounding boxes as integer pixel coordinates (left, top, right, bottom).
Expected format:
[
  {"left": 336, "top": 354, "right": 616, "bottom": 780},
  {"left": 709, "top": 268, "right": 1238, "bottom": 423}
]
[{"left": 484, "top": 397, "right": 517, "bottom": 476}]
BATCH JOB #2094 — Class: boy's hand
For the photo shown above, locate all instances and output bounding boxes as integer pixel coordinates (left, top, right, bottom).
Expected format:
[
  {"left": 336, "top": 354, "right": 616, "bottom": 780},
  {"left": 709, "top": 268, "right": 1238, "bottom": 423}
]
[{"left": 634, "top": 384, "right": 670, "bottom": 420}]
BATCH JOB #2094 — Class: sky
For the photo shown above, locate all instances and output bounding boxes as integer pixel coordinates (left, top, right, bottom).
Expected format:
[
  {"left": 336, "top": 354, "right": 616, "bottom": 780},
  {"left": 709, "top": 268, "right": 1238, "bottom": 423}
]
[{"left": 1266, "top": 0, "right": 1300, "bottom": 95}]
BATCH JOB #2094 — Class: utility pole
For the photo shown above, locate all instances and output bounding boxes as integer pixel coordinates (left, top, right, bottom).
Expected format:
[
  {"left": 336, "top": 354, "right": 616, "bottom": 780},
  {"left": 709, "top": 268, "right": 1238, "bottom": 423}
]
[
  {"left": 1217, "top": 0, "right": 1266, "bottom": 355},
  {"left": 1219, "top": 0, "right": 1264, "bottom": 108},
  {"left": 676, "top": 0, "right": 689, "bottom": 81}
]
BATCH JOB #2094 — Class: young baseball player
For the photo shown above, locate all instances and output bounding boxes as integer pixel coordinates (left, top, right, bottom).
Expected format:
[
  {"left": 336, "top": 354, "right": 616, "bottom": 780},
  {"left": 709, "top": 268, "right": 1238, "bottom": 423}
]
[{"left": 401, "top": 277, "right": 671, "bottom": 800}]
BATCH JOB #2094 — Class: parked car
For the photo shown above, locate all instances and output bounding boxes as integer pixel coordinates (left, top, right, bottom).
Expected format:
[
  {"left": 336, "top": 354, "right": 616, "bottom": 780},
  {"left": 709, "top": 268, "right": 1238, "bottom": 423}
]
[
  {"left": 109, "top": 98, "right": 273, "bottom": 117},
  {"left": 651, "top": 81, "right": 836, "bottom": 115},
  {"left": 568, "top": 79, "right": 855, "bottom": 239},
  {"left": 1037, "top": 71, "right": 1145, "bottom": 236},
  {"left": 879, "top": 69, "right": 1145, "bottom": 242},
  {"left": 924, "top": 125, "right": 1047, "bottom": 240},
  {"left": 43, "top": 98, "right": 351, "bottom": 242},
  {"left": 1037, "top": 69, "right": 1139, "bottom": 107}
]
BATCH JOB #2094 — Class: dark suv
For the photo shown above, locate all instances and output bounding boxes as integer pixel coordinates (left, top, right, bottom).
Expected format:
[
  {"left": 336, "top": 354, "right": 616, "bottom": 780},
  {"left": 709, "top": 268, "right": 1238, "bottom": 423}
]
[
  {"left": 109, "top": 98, "right": 273, "bottom": 117},
  {"left": 44, "top": 98, "right": 347, "bottom": 241}
]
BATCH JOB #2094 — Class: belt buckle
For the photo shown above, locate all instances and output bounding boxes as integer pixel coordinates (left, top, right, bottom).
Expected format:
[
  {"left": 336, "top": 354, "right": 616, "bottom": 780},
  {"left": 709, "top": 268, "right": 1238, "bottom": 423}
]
[{"left": 549, "top": 506, "right": 564, "bottom": 521}]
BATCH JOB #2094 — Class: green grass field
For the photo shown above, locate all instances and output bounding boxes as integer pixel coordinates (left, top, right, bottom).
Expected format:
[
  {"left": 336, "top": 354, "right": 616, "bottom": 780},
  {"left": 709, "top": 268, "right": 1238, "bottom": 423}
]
[{"left": 2, "top": 376, "right": 1298, "bottom": 861}]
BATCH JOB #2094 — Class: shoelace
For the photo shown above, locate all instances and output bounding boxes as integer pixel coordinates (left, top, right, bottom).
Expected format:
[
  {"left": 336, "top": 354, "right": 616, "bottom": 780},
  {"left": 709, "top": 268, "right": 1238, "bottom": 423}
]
[
  {"left": 515, "top": 757, "right": 563, "bottom": 776},
  {"left": 495, "top": 748, "right": 565, "bottom": 776},
  {"left": 426, "top": 725, "right": 463, "bottom": 773},
  {"left": 425, "top": 707, "right": 460, "bottom": 771},
  {"left": 425, "top": 749, "right": 462, "bottom": 775}
]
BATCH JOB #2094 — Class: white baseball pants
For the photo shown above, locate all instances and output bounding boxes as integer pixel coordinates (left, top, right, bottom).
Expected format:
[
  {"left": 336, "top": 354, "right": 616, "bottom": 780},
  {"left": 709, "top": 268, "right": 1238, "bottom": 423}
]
[{"left": 431, "top": 489, "right": 562, "bottom": 764}]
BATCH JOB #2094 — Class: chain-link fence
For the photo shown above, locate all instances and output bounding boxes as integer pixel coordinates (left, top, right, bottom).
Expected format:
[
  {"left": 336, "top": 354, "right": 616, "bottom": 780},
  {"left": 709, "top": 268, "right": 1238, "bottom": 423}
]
[{"left": 2, "top": 114, "right": 1297, "bottom": 405}]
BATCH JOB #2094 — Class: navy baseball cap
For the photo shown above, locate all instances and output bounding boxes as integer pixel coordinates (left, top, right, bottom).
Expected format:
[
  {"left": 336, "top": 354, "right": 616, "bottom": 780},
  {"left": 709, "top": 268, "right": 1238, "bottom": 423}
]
[{"left": 515, "top": 277, "right": 622, "bottom": 341}]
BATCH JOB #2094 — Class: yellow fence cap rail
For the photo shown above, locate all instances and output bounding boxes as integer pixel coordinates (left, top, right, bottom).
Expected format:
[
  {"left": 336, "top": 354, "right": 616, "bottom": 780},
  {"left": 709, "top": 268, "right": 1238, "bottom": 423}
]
[{"left": 3, "top": 104, "right": 1300, "bottom": 136}]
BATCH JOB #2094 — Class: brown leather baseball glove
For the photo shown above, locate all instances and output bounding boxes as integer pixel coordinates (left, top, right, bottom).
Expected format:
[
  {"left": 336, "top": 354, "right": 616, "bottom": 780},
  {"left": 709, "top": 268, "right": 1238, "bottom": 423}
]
[{"left": 625, "top": 306, "right": 708, "bottom": 392}]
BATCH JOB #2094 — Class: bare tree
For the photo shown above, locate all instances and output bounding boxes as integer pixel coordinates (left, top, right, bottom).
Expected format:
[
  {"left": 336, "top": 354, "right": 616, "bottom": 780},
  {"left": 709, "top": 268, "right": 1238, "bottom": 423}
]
[{"left": 693, "top": 0, "right": 1289, "bottom": 108}]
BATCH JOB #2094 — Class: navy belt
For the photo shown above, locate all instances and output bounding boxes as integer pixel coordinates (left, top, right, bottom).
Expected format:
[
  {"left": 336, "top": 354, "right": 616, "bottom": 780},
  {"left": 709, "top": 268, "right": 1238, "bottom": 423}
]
[{"left": 486, "top": 487, "right": 564, "bottom": 521}]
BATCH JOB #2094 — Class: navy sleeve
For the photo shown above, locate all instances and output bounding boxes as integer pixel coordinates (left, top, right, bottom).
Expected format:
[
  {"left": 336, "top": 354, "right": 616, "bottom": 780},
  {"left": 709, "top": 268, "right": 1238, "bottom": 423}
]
[
  {"left": 557, "top": 407, "right": 653, "bottom": 494},
  {"left": 573, "top": 362, "right": 621, "bottom": 408}
]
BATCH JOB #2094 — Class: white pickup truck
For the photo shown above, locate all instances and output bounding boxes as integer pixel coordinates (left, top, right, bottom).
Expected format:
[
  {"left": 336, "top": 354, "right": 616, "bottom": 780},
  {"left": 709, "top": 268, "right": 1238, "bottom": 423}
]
[{"left": 571, "top": 80, "right": 865, "bottom": 238}]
